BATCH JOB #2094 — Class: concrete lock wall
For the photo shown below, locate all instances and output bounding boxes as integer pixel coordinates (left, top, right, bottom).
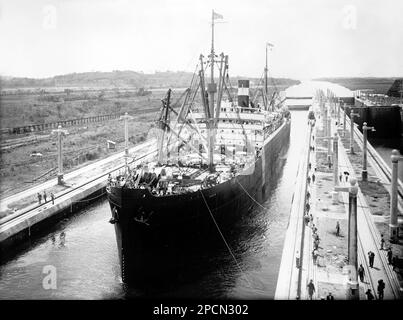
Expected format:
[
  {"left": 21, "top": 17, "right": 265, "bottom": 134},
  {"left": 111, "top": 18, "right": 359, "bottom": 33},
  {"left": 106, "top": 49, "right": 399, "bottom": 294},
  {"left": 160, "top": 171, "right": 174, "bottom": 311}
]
[
  {"left": 0, "top": 185, "right": 106, "bottom": 258},
  {"left": 345, "top": 105, "right": 401, "bottom": 139}
]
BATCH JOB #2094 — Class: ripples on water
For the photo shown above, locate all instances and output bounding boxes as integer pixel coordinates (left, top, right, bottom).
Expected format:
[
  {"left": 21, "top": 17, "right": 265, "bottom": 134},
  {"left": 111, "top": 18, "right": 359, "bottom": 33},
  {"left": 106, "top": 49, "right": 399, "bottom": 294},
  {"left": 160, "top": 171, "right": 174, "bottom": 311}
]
[{"left": 0, "top": 111, "right": 309, "bottom": 299}]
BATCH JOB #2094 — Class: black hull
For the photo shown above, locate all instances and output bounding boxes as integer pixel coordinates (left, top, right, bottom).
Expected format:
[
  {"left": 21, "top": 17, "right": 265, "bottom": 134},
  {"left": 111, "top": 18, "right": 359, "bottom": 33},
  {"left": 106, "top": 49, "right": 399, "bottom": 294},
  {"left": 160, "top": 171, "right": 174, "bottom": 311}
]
[{"left": 107, "top": 120, "right": 291, "bottom": 285}]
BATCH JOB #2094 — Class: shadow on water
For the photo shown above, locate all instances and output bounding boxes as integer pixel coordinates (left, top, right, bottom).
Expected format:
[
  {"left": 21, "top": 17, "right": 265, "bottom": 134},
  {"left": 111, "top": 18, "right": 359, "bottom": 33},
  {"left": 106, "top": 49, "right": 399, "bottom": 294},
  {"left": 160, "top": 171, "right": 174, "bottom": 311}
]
[{"left": 123, "top": 140, "right": 290, "bottom": 299}]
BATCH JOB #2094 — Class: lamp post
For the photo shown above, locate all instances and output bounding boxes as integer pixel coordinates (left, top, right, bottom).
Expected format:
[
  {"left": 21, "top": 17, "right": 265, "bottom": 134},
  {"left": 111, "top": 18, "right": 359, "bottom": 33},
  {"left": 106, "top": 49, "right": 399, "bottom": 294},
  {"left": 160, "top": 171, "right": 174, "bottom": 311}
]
[
  {"left": 333, "top": 133, "right": 339, "bottom": 187},
  {"left": 335, "top": 178, "right": 359, "bottom": 300},
  {"left": 51, "top": 125, "right": 68, "bottom": 185},
  {"left": 324, "top": 104, "right": 328, "bottom": 137},
  {"left": 362, "top": 122, "right": 376, "bottom": 181},
  {"left": 316, "top": 134, "right": 337, "bottom": 177},
  {"left": 390, "top": 149, "right": 403, "bottom": 242},
  {"left": 349, "top": 110, "right": 360, "bottom": 154},
  {"left": 326, "top": 104, "right": 332, "bottom": 159},
  {"left": 343, "top": 104, "right": 347, "bottom": 137}
]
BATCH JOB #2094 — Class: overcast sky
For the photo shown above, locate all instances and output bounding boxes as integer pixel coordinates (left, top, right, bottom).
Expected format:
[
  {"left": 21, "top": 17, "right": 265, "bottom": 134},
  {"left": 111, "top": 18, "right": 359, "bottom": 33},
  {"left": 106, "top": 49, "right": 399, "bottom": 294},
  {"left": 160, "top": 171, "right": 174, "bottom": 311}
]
[{"left": 0, "top": 0, "right": 402, "bottom": 80}]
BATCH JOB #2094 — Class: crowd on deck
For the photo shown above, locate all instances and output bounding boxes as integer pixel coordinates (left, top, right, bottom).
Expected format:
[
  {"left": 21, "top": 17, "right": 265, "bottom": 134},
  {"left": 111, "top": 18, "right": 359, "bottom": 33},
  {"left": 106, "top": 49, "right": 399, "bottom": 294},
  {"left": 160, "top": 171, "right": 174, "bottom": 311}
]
[{"left": 107, "top": 163, "right": 237, "bottom": 196}]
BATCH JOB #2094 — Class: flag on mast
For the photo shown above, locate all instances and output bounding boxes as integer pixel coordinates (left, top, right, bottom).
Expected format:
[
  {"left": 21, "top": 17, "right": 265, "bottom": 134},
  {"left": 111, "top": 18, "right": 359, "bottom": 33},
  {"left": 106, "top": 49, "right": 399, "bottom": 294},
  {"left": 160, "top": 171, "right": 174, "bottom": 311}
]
[{"left": 213, "top": 10, "right": 223, "bottom": 20}]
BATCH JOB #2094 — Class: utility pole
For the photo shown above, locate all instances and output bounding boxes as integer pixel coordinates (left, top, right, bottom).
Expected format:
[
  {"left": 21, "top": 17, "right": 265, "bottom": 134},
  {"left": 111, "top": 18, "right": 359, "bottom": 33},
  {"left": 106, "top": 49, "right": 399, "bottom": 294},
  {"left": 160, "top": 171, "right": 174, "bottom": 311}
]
[
  {"left": 390, "top": 149, "right": 403, "bottom": 242},
  {"left": 362, "top": 122, "right": 376, "bottom": 181},
  {"left": 51, "top": 125, "right": 68, "bottom": 185},
  {"left": 349, "top": 110, "right": 360, "bottom": 154},
  {"left": 120, "top": 112, "right": 133, "bottom": 168},
  {"left": 335, "top": 178, "right": 359, "bottom": 300}
]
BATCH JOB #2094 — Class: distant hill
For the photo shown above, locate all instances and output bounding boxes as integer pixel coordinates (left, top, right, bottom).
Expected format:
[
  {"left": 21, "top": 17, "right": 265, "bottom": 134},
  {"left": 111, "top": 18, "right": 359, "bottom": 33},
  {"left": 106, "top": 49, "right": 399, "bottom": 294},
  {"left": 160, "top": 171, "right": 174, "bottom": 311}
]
[
  {"left": 0, "top": 70, "right": 299, "bottom": 90},
  {"left": 315, "top": 77, "right": 401, "bottom": 95}
]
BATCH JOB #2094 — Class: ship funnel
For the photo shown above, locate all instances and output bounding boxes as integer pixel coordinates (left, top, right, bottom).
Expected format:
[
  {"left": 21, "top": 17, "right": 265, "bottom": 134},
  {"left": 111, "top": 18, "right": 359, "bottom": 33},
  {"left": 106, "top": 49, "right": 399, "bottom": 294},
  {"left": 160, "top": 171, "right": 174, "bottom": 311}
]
[{"left": 238, "top": 80, "right": 249, "bottom": 108}]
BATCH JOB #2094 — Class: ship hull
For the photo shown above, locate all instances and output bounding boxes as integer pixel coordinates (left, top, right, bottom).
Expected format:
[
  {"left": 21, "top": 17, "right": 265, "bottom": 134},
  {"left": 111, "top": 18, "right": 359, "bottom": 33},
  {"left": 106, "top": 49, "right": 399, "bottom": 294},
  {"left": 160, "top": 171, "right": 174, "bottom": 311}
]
[{"left": 108, "top": 119, "right": 291, "bottom": 285}]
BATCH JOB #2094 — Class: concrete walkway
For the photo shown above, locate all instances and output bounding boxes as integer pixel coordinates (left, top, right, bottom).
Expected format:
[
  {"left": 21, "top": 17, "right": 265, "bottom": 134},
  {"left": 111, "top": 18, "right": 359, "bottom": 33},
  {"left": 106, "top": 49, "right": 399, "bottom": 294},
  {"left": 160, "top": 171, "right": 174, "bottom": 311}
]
[
  {"left": 274, "top": 118, "right": 311, "bottom": 299},
  {"left": 0, "top": 139, "right": 155, "bottom": 220}
]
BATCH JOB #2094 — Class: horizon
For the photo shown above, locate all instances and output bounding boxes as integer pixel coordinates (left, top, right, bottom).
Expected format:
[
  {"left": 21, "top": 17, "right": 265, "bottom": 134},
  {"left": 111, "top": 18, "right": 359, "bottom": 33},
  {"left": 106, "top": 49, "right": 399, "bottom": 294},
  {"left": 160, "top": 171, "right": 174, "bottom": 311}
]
[
  {"left": 1, "top": 0, "right": 402, "bottom": 79},
  {"left": 1, "top": 69, "right": 403, "bottom": 82}
]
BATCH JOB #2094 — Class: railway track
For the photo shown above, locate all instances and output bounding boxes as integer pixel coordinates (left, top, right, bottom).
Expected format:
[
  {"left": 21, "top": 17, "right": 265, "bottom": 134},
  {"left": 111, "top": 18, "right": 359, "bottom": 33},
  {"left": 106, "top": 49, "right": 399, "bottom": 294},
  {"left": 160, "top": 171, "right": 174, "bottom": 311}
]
[{"left": 0, "top": 134, "right": 51, "bottom": 151}]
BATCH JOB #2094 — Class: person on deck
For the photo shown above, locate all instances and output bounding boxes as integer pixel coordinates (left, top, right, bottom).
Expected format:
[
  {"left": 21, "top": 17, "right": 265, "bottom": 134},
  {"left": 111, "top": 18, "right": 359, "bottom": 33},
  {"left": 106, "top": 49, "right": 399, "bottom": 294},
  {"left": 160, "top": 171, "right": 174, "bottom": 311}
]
[
  {"left": 358, "top": 264, "right": 365, "bottom": 282},
  {"left": 365, "top": 289, "right": 374, "bottom": 300},
  {"left": 387, "top": 248, "right": 393, "bottom": 265},
  {"left": 326, "top": 292, "right": 334, "bottom": 300},
  {"left": 368, "top": 251, "right": 375, "bottom": 268},
  {"left": 377, "top": 279, "right": 385, "bottom": 300},
  {"left": 380, "top": 234, "right": 385, "bottom": 250},
  {"left": 307, "top": 280, "right": 315, "bottom": 300}
]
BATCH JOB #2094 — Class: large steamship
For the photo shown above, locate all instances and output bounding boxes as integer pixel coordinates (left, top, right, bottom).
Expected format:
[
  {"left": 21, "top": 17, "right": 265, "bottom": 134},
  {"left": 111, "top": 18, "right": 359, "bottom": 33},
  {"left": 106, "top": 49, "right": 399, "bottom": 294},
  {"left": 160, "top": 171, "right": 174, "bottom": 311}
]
[{"left": 107, "top": 11, "right": 291, "bottom": 285}]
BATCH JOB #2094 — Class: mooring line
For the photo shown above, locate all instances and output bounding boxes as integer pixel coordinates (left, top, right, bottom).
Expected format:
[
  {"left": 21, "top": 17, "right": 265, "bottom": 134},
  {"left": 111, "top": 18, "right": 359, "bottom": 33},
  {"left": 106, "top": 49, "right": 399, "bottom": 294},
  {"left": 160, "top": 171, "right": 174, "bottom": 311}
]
[
  {"left": 199, "top": 190, "right": 254, "bottom": 288},
  {"left": 235, "top": 179, "right": 270, "bottom": 211}
]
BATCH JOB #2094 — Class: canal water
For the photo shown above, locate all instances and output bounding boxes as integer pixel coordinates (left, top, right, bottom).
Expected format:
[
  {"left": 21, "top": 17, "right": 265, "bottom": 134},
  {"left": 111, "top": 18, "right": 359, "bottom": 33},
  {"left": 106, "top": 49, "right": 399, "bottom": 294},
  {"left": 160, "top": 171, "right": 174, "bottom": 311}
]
[
  {"left": 0, "top": 111, "right": 308, "bottom": 299},
  {"left": 368, "top": 137, "right": 403, "bottom": 181}
]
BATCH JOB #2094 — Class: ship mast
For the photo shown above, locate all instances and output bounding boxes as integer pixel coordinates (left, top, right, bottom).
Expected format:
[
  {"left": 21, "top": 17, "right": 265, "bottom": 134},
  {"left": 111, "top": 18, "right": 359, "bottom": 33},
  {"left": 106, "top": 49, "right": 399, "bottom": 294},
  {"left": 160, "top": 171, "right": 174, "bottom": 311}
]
[{"left": 207, "top": 10, "right": 219, "bottom": 172}]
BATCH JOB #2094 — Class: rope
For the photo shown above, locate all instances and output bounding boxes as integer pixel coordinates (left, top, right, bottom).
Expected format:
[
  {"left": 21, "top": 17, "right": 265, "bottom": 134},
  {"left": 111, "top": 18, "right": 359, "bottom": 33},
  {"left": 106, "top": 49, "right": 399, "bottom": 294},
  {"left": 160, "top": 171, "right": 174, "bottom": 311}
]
[
  {"left": 235, "top": 178, "right": 283, "bottom": 234},
  {"left": 236, "top": 179, "right": 269, "bottom": 211},
  {"left": 199, "top": 189, "right": 253, "bottom": 288},
  {"left": 71, "top": 190, "right": 107, "bottom": 204}
]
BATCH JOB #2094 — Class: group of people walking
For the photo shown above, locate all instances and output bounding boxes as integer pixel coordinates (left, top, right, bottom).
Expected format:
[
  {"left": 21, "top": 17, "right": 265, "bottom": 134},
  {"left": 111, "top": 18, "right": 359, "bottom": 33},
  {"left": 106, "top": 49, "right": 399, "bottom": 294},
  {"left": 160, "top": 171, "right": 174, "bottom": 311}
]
[
  {"left": 357, "top": 233, "right": 400, "bottom": 300},
  {"left": 37, "top": 191, "right": 55, "bottom": 205}
]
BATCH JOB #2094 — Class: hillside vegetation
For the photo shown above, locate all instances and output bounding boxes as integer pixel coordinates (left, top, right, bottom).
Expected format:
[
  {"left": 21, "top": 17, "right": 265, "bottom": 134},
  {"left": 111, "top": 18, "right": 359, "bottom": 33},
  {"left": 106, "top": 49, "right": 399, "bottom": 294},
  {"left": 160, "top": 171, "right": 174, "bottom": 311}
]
[{"left": 1, "top": 70, "right": 299, "bottom": 90}]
